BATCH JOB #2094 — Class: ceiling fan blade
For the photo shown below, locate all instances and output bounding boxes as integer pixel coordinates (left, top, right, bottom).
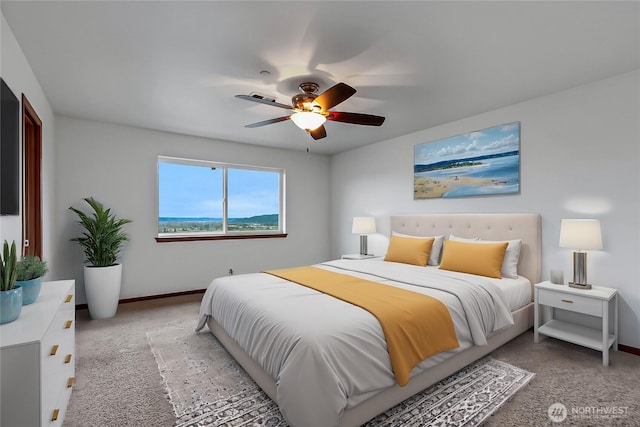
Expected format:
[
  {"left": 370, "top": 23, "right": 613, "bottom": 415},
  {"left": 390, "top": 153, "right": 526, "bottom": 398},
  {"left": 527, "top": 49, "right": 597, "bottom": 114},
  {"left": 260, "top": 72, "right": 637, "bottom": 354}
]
[
  {"left": 309, "top": 125, "right": 327, "bottom": 140},
  {"left": 235, "top": 94, "right": 292, "bottom": 110},
  {"left": 314, "top": 83, "right": 357, "bottom": 111},
  {"left": 244, "top": 116, "right": 291, "bottom": 128},
  {"left": 326, "top": 111, "right": 385, "bottom": 126}
]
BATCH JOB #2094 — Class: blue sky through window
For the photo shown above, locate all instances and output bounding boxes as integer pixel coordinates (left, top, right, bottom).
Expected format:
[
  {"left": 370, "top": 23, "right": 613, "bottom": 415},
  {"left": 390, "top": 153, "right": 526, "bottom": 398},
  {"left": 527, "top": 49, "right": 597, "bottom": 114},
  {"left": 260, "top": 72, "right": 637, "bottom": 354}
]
[
  {"left": 159, "top": 162, "right": 279, "bottom": 218},
  {"left": 228, "top": 169, "right": 279, "bottom": 218}
]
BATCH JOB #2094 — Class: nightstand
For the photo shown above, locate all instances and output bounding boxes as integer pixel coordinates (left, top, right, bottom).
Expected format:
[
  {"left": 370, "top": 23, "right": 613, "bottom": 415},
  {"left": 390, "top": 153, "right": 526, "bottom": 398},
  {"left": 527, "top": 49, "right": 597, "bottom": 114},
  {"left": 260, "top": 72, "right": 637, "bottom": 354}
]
[
  {"left": 341, "top": 254, "right": 379, "bottom": 260},
  {"left": 534, "top": 281, "right": 618, "bottom": 366}
]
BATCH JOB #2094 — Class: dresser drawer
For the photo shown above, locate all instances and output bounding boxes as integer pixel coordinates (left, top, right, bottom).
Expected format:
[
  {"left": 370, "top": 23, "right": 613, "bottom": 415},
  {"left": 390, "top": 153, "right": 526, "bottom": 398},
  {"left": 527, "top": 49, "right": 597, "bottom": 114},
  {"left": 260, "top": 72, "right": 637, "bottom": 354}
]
[
  {"left": 41, "top": 339, "right": 74, "bottom": 397},
  {"left": 60, "top": 291, "right": 75, "bottom": 312},
  {"left": 42, "top": 368, "right": 74, "bottom": 426},
  {"left": 41, "top": 306, "right": 75, "bottom": 374},
  {"left": 538, "top": 289, "right": 602, "bottom": 316}
]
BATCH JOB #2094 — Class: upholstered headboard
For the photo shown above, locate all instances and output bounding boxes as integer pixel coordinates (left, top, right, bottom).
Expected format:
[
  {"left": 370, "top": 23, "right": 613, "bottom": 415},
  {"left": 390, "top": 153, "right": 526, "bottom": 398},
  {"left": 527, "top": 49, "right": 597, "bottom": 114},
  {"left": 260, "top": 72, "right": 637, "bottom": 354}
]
[{"left": 390, "top": 213, "right": 541, "bottom": 284}]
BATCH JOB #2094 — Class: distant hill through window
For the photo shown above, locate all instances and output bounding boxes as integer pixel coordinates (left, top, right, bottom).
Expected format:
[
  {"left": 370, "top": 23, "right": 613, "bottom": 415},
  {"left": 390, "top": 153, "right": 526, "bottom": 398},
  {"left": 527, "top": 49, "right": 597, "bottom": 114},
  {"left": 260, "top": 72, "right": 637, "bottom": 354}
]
[{"left": 158, "top": 214, "right": 279, "bottom": 233}]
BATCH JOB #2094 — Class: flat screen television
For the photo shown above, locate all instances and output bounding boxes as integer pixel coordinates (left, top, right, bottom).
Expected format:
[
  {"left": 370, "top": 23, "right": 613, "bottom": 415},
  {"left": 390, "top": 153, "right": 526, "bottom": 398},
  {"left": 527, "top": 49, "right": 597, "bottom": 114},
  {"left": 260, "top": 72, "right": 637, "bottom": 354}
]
[
  {"left": 1, "top": 78, "right": 20, "bottom": 215},
  {"left": 0, "top": 78, "right": 20, "bottom": 215}
]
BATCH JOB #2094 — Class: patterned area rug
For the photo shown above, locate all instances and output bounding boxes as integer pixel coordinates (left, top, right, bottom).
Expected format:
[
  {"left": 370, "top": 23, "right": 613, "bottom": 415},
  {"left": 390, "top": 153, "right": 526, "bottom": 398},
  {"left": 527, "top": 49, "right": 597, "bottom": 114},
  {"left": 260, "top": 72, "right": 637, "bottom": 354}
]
[{"left": 147, "top": 321, "right": 534, "bottom": 427}]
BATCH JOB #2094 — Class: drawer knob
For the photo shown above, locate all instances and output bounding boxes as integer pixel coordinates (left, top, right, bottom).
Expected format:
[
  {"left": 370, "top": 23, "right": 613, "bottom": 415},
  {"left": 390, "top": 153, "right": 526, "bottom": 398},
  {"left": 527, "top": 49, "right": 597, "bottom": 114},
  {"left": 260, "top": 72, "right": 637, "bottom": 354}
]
[
  {"left": 65, "top": 354, "right": 73, "bottom": 364},
  {"left": 52, "top": 409, "right": 60, "bottom": 421},
  {"left": 65, "top": 294, "right": 73, "bottom": 303},
  {"left": 561, "top": 299, "right": 574, "bottom": 303},
  {"left": 50, "top": 345, "right": 59, "bottom": 356},
  {"left": 65, "top": 320, "right": 73, "bottom": 329},
  {"left": 67, "top": 377, "right": 75, "bottom": 388}
]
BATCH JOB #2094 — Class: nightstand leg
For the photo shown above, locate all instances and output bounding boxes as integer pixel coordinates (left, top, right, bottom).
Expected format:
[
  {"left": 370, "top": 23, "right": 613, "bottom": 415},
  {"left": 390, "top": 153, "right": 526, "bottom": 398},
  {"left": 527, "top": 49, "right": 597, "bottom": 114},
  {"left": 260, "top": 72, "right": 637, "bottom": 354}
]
[
  {"left": 533, "top": 289, "right": 539, "bottom": 343},
  {"left": 613, "top": 295, "right": 619, "bottom": 351},
  {"left": 602, "top": 301, "right": 609, "bottom": 367}
]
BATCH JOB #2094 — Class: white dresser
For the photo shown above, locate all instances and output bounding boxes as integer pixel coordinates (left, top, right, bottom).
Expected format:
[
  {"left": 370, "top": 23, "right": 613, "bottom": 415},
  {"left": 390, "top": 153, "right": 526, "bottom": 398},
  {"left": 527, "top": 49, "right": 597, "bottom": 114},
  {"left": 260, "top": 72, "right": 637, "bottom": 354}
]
[{"left": 0, "top": 280, "right": 76, "bottom": 427}]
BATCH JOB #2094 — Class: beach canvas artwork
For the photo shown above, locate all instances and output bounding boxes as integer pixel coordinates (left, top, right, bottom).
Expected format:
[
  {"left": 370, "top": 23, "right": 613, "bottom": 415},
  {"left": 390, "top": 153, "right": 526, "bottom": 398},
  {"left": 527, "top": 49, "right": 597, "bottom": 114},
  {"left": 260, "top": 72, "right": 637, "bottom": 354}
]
[{"left": 414, "top": 122, "right": 520, "bottom": 199}]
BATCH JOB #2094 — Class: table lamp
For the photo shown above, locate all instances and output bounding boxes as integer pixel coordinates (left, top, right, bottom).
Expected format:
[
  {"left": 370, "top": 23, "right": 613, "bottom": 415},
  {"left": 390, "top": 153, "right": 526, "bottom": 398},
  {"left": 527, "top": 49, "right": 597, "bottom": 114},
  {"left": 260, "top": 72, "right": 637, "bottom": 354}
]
[
  {"left": 352, "top": 217, "right": 376, "bottom": 256},
  {"left": 559, "top": 219, "right": 602, "bottom": 290}
]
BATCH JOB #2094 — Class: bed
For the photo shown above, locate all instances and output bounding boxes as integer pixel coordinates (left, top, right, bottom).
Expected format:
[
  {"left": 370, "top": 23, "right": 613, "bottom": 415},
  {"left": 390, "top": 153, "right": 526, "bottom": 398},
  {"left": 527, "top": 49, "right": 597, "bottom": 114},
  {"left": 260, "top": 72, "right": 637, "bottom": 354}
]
[{"left": 196, "top": 213, "right": 541, "bottom": 427}]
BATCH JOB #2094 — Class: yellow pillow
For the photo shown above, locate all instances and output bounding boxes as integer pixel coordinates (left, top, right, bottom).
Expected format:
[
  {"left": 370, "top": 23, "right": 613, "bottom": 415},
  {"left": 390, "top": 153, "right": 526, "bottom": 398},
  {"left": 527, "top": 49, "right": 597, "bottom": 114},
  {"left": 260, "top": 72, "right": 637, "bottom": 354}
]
[
  {"left": 384, "top": 236, "right": 434, "bottom": 266},
  {"left": 439, "top": 240, "right": 508, "bottom": 278}
]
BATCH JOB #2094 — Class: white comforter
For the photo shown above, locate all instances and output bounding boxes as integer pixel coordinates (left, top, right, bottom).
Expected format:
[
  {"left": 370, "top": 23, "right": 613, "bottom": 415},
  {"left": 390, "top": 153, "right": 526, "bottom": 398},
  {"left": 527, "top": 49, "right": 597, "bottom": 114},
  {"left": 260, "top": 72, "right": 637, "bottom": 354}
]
[{"left": 196, "top": 259, "right": 514, "bottom": 427}]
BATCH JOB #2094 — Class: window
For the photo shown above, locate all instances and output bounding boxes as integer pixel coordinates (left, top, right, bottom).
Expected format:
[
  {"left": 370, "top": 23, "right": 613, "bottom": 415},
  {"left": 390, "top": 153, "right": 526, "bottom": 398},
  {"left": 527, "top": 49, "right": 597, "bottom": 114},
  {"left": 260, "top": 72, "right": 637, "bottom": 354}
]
[{"left": 156, "top": 156, "right": 285, "bottom": 242}]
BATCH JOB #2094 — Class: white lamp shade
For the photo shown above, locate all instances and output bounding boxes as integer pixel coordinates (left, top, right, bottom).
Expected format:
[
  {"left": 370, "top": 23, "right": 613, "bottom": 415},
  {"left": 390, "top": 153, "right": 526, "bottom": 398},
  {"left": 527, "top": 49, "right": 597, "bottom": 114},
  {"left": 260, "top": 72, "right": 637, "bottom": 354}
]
[
  {"left": 290, "top": 112, "right": 326, "bottom": 131},
  {"left": 352, "top": 217, "right": 376, "bottom": 234},
  {"left": 559, "top": 219, "right": 603, "bottom": 250}
]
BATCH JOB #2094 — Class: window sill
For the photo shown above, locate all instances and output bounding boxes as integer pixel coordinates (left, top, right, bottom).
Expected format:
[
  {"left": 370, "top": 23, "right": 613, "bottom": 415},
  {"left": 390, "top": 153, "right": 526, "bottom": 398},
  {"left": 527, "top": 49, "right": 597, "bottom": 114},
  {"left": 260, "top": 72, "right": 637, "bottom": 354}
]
[{"left": 155, "top": 233, "right": 287, "bottom": 243}]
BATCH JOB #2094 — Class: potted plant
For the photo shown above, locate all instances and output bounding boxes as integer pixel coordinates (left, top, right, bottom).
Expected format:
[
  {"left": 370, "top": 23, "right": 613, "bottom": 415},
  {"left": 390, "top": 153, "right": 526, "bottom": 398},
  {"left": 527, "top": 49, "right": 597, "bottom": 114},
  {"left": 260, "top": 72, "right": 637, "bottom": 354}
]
[
  {"left": 16, "top": 255, "right": 48, "bottom": 305},
  {"left": 1, "top": 240, "right": 22, "bottom": 324},
  {"left": 69, "top": 197, "right": 132, "bottom": 319}
]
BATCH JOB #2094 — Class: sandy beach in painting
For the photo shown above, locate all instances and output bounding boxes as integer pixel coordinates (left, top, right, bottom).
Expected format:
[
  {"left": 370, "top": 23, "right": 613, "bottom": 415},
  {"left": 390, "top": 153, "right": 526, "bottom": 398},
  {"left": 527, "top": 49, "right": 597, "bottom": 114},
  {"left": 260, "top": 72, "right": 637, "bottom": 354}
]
[{"left": 414, "top": 176, "right": 496, "bottom": 198}]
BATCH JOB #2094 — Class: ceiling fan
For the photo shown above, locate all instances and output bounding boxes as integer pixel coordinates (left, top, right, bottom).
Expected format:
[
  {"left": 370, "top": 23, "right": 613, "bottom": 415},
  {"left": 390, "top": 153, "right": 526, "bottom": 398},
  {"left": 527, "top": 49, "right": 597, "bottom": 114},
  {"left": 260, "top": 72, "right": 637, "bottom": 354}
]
[{"left": 235, "top": 82, "right": 385, "bottom": 140}]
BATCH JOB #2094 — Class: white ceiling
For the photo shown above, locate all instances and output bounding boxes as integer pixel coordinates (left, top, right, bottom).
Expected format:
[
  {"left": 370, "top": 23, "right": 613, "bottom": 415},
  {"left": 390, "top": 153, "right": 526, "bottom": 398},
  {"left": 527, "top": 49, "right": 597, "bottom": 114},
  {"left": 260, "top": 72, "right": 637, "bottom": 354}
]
[{"left": 2, "top": 1, "right": 639, "bottom": 155}]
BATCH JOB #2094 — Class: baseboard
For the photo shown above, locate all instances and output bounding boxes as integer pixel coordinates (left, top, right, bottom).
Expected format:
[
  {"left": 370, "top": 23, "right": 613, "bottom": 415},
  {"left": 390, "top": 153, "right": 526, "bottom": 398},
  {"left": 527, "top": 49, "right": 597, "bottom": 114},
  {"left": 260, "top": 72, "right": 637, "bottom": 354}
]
[
  {"left": 75, "top": 288, "right": 206, "bottom": 310},
  {"left": 619, "top": 344, "right": 640, "bottom": 356}
]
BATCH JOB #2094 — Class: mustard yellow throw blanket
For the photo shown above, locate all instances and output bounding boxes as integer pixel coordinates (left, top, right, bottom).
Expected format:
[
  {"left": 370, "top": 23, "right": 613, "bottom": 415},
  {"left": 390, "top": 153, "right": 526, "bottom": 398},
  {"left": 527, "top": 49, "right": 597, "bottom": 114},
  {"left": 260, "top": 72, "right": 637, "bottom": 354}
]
[{"left": 264, "top": 266, "right": 459, "bottom": 386}]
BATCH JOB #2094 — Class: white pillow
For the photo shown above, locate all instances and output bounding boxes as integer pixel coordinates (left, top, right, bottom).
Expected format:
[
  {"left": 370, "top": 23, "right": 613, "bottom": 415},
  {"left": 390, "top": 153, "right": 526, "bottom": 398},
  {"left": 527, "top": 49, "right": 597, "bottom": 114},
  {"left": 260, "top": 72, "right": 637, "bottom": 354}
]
[
  {"left": 478, "top": 239, "right": 522, "bottom": 279},
  {"left": 447, "top": 238, "right": 522, "bottom": 279},
  {"left": 392, "top": 232, "right": 444, "bottom": 266},
  {"left": 448, "top": 235, "right": 480, "bottom": 242}
]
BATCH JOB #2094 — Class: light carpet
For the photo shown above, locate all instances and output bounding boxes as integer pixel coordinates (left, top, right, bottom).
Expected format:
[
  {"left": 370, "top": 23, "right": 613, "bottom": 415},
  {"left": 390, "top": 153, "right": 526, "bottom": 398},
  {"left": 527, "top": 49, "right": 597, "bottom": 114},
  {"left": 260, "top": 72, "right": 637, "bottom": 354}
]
[{"left": 147, "top": 320, "right": 534, "bottom": 427}]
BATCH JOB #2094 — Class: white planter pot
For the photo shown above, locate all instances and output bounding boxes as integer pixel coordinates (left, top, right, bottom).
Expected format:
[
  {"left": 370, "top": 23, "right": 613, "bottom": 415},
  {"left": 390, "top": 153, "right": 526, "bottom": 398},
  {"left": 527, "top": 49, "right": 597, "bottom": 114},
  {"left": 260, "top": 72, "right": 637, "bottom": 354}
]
[{"left": 84, "top": 264, "right": 122, "bottom": 319}]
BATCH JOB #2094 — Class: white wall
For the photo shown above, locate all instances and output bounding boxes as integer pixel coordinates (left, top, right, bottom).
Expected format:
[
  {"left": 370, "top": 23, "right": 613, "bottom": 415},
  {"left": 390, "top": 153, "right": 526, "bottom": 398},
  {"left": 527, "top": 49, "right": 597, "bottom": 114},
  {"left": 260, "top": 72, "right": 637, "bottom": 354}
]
[
  {"left": 5, "top": 7, "right": 638, "bottom": 349},
  {"left": 54, "top": 116, "right": 331, "bottom": 304},
  {"left": 0, "top": 14, "right": 56, "bottom": 277},
  {"left": 330, "top": 70, "right": 640, "bottom": 348}
]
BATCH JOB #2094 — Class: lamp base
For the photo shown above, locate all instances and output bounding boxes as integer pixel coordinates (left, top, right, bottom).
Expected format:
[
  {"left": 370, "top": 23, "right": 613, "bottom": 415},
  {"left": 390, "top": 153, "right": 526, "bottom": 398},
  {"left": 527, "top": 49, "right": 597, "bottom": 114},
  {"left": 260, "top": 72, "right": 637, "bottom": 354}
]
[
  {"left": 571, "top": 252, "right": 591, "bottom": 290},
  {"left": 359, "top": 235, "right": 369, "bottom": 256},
  {"left": 568, "top": 282, "right": 592, "bottom": 290}
]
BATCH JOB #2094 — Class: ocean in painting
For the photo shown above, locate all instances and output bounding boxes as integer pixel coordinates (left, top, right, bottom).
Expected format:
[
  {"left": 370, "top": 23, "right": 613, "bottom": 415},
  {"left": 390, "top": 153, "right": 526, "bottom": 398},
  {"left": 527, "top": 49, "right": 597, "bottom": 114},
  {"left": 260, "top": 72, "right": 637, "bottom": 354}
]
[{"left": 415, "top": 152, "right": 519, "bottom": 197}]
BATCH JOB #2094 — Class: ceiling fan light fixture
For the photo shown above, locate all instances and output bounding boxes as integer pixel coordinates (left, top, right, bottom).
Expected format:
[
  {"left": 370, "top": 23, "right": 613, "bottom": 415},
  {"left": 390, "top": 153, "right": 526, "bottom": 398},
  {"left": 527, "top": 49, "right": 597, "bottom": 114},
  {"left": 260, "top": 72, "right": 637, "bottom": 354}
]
[
  {"left": 237, "top": 81, "right": 385, "bottom": 140},
  {"left": 290, "top": 111, "right": 326, "bottom": 131}
]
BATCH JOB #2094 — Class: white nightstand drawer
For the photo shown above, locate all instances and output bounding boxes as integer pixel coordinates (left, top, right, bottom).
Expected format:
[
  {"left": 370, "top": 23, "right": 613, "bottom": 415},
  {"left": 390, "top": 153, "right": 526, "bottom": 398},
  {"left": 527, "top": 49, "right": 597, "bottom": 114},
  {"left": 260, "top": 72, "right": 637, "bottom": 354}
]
[{"left": 538, "top": 289, "right": 602, "bottom": 316}]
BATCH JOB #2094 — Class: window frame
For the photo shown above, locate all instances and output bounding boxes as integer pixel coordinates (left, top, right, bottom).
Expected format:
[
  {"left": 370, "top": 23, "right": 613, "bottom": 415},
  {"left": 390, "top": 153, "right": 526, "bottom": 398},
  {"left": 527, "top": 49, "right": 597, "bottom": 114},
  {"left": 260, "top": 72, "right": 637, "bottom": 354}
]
[{"left": 155, "top": 156, "right": 286, "bottom": 242}]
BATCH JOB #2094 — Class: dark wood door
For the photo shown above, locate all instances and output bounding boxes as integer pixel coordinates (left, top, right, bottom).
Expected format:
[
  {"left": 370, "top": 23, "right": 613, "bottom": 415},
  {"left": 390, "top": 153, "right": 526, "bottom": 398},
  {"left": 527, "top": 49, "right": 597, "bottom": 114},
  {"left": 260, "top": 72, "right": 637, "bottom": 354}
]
[{"left": 22, "top": 95, "right": 42, "bottom": 258}]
